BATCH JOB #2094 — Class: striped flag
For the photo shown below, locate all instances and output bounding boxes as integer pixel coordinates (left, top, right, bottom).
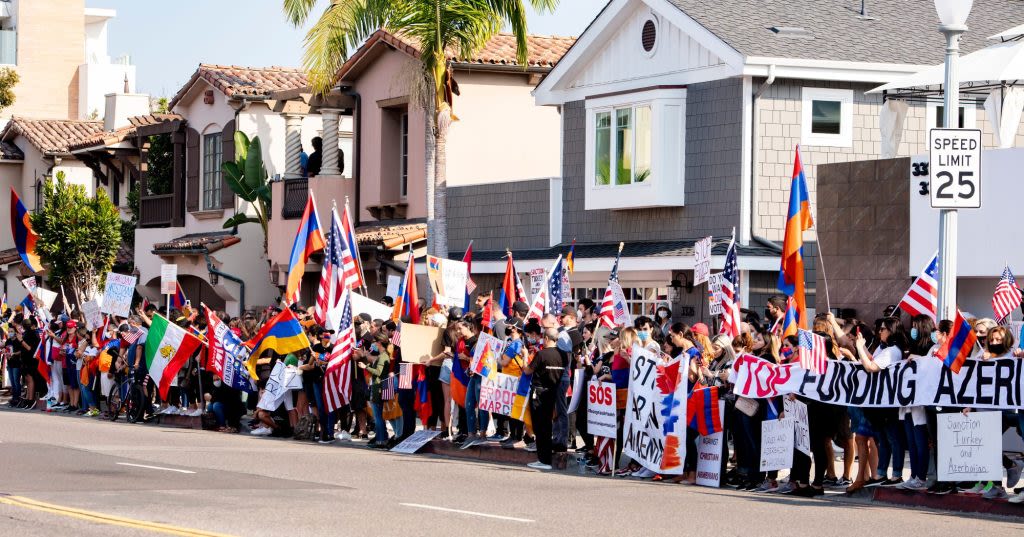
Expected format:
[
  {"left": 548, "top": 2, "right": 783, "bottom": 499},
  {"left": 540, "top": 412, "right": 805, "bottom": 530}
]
[
  {"left": 340, "top": 199, "right": 365, "bottom": 289},
  {"left": 315, "top": 209, "right": 356, "bottom": 325},
  {"left": 599, "top": 243, "right": 624, "bottom": 328},
  {"left": 390, "top": 322, "right": 402, "bottom": 347},
  {"left": 324, "top": 288, "right": 355, "bottom": 412},
  {"left": 381, "top": 375, "right": 396, "bottom": 401},
  {"left": 720, "top": 232, "right": 742, "bottom": 338},
  {"left": 595, "top": 435, "right": 614, "bottom": 474},
  {"left": 122, "top": 326, "right": 144, "bottom": 346},
  {"left": 992, "top": 265, "right": 1022, "bottom": 322},
  {"left": 398, "top": 362, "right": 413, "bottom": 390},
  {"left": 898, "top": 252, "right": 938, "bottom": 321},
  {"left": 797, "top": 328, "right": 827, "bottom": 374}
]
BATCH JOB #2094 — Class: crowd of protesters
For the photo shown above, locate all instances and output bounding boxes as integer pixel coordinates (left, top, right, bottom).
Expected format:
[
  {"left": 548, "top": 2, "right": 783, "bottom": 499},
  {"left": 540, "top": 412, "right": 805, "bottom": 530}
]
[{"left": 2, "top": 293, "right": 1024, "bottom": 504}]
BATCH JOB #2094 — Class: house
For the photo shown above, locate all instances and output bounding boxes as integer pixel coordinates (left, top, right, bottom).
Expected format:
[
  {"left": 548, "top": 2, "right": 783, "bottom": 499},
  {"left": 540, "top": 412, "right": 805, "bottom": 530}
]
[
  {"left": 263, "top": 30, "right": 574, "bottom": 301},
  {"left": 450, "top": 0, "right": 1024, "bottom": 323},
  {"left": 0, "top": 0, "right": 135, "bottom": 123}
]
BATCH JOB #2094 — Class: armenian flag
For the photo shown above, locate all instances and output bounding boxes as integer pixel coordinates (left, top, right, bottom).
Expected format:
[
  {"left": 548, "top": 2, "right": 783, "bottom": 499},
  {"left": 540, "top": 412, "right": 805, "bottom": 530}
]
[
  {"left": 10, "top": 188, "right": 42, "bottom": 273},
  {"left": 244, "top": 307, "right": 311, "bottom": 379},
  {"left": 935, "top": 309, "right": 977, "bottom": 374},
  {"left": 497, "top": 253, "right": 524, "bottom": 317},
  {"left": 781, "top": 296, "right": 799, "bottom": 339},
  {"left": 687, "top": 387, "right": 723, "bottom": 436},
  {"left": 284, "top": 191, "right": 326, "bottom": 304},
  {"left": 170, "top": 282, "right": 187, "bottom": 309},
  {"left": 777, "top": 146, "right": 813, "bottom": 330},
  {"left": 450, "top": 354, "right": 469, "bottom": 408},
  {"left": 414, "top": 364, "right": 431, "bottom": 426},
  {"left": 391, "top": 250, "right": 420, "bottom": 324}
]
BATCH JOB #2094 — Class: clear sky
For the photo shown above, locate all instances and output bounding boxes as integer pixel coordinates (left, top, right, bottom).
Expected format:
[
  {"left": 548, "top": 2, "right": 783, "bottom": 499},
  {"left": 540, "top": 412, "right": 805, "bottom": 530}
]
[{"left": 89, "top": 0, "right": 605, "bottom": 99}]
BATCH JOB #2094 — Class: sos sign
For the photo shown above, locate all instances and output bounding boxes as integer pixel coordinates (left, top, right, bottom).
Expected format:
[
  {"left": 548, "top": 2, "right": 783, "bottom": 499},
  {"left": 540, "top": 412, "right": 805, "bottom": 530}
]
[
  {"left": 929, "top": 128, "right": 982, "bottom": 209},
  {"left": 588, "top": 381, "right": 614, "bottom": 406}
]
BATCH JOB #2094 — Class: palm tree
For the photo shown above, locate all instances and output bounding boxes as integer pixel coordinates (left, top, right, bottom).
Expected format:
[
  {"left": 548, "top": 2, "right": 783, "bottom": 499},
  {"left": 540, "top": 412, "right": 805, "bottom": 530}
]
[{"left": 282, "top": 0, "right": 558, "bottom": 259}]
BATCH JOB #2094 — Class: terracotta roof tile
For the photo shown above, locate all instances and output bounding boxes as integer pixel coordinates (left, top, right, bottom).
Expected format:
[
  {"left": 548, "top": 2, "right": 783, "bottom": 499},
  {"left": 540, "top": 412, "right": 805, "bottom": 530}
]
[
  {"left": 0, "top": 247, "right": 21, "bottom": 266},
  {"left": 169, "top": 64, "right": 309, "bottom": 110},
  {"left": 68, "top": 113, "right": 184, "bottom": 152},
  {"left": 152, "top": 232, "right": 241, "bottom": 255},
  {"left": 128, "top": 113, "right": 184, "bottom": 128},
  {"left": 355, "top": 223, "right": 427, "bottom": 248},
  {"left": 1, "top": 117, "right": 104, "bottom": 156},
  {"left": 114, "top": 242, "right": 134, "bottom": 267}
]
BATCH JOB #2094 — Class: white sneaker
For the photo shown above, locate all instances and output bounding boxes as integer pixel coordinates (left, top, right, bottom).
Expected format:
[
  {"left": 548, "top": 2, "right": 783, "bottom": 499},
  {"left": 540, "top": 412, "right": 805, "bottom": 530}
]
[
  {"left": 630, "top": 467, "right": 656, "bottom": 479},
  {"left": 527, "top": 461, "right": 553, "bottom": 470},
  {"left": 338, "top": 431, "right": 352, "bottom": 442},
  {"left": 898, "top": 477, "right": 927, "bottom": 491},
  {"left": 161, "top": 406, "right": 179, "bottom": 415},
  {"left": 1009, "top": 492, "right": 1024, "bottom": 504},
  {"left": 963, "top": 482, "right": 987, "bottom": 495},
  {"left": 250, "top": 426, "right": 273, "bottom": 436},
  {"left": 187, "top": 408, "right": 203, "bottom": 417}
]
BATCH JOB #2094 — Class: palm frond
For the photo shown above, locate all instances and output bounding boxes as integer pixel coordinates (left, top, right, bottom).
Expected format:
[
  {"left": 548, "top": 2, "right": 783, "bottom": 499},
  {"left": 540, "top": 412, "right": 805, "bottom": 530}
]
[
  {"left": 300, "top": 0, "right": 392, "bottom": 94},
  {"left": 282, "top": 0, "right": 321, "bottom": 26}
]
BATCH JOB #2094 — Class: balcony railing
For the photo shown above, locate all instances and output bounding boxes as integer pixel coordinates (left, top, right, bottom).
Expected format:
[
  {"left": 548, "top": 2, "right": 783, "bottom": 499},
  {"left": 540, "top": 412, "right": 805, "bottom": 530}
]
[
  {"left": 281, "top": 178, "right": 308, "bottom": 219},
  {"left": 0, "top": 30, "right": 16, "bottom": 65},
  {"left": 139, "top": 194, "right": 174, "bottom": 227}
]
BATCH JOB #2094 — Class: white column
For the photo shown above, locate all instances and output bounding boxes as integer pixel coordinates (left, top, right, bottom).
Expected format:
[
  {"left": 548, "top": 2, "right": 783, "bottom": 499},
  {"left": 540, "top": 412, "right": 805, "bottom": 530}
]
[
  {"left": 283, "top": 114, "right": 304, "bottom": 180},
  {"left": 320, "top": 108, "right": 341, "bottom": 176}
]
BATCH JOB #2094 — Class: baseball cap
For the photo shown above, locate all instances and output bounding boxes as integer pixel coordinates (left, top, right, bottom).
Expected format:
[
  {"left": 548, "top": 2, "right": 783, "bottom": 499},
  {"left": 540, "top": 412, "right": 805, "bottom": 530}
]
[
  {"left": 603, "top": 329, "right": 620, "bottom": 340},
  {"left": 692, "top": 323, "right": 709, "bottom": 337},
  {"left": 512, "top": 301, "right": 529, "bottom": 315},
  {"left": 560, "top": 305, "right": 577, "bottom": 318}
]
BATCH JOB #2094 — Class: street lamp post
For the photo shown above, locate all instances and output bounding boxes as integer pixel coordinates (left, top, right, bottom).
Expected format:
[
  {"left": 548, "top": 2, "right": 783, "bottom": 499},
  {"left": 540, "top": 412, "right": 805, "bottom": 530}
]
[{"left": 934, "top": 0, "right": 973, "bottom": 321}]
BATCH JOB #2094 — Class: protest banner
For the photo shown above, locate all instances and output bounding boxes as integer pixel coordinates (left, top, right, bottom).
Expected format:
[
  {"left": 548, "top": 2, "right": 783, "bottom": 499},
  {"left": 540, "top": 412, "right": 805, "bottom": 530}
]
[
  {"left": 82, "top": 299, "right": 104, "bottom": 330},
  {"left": 729, "top": 352, "right": 1024, "bottom": 410},
  {"left": 470, "top": 332, "right": 503, "bottom": 374},
  {"left": 561, "top": 259, "right": 571, "bottom": 302},
  {"left": 623, "top": 348, "right": 688, "bottom": 475},
  {"left": 586, "top": 380, "right": 617, "bottom": 439},
  {"left": 694, "top": 236, "right": 712, "bottom": 285},
  {"left": 695, "top": 400, "right": 726, "bottom": 488},
  {"left": 257, "top": 362, "right": 303, "bottom": 410},
  {"left": 760, "top": 418, "right": 795, "bottom": 472},
  {"left": 937, "top": 411, "right": 1002, "bottom": 481},
  {"left": 101, "top": 272, "right": 137, "bottom": 318},
  {"left": 426, "top": 255, "right": 469, "bottom": 307},
  {"left": 784, "top": 398, "right": 811, "bottom": 457},
  {"left": 351, "top": 292, "right": 393, "bottom": 321},
  {"left": 530, "top": 268, "right": 545, "bottom": 297},
  {"left": 707, "top": 273, "right": 724, "bottom": 315},
  {"left": 479, "top": 373, "right": 519, "bottom": 416},
  {"left": 398, "top": 323, "right": 444, "bottom": 363},
  {"left": 567, "top": 367, "right": 584, "bottom": 414},
  {"left": 391, "top": 429, "right": 442, "bottom": 454},
  {"left": 160, "top": 264, "right": 178, "bottom": 295}
]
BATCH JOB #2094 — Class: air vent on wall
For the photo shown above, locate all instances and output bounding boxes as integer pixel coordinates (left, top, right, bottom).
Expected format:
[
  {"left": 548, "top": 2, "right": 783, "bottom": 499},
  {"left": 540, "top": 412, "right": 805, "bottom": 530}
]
[{"left": 641, "top": 19, "right": 657, "bottom": 52}]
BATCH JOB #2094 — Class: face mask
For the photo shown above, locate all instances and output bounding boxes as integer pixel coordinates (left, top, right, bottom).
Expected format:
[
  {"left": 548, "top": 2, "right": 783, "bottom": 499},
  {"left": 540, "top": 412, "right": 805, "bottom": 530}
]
[
  {"left": 910, "top": 328, "right": 919, "bottom": 340},
  {"left": 657, "top": 311, "right": 669, "bottom": 319},
  {"left": 764, "top": 309, "right": 773, "bottom": 320},
  {"left": 504, "top": 326, "right": 514, "bottom": 337},
  {"left": 213, "top": 380, "right": 222, "bottom": 388},
  {"left": 781, "top": 348, "right": 794, "bottom": 359},
  {"left": 638, "top": 331, "right": 649, "bottom": 342},
  {"left": 930, "top": 332, "right": 939, "bottom": 344},
  {"left": 988, "top": 343, "right": 1008, "bottom": 356}
]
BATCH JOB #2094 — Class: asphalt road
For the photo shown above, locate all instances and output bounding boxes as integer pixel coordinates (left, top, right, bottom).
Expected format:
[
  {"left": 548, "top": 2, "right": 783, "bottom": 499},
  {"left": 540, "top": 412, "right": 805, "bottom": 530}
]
[{"left": 0, "top": 409, "right": 1019, "bottom": 536}]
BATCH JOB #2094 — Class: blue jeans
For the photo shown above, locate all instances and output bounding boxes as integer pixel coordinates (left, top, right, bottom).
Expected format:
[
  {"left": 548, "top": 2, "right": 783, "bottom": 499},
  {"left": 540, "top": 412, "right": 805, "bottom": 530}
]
[
  {"left": 372, "top": 401, "right": 388, "bottom": 443},
  {"left": 552, "top": 374, "right": 570, "bottom": 446},
  {"left": 314, "top": 383, "right": 336, "bottom": 439},
  {"left": 80, "top": 377, "right": 96, "bottom": 409},
  {"left": 903, "top": 418, "right": 929, "bottom": 480},
  {"left": 6, "top": 366, "right": 20, "bottom": 401},
  {"left": 465, "top": 375, "right": 489, "bottom": 435},
  {"left": 210, "top": 401, "right": 226, "bottom": 427},
  {"left": 877, "top": 420, "right": 906, "bottom": 477}
]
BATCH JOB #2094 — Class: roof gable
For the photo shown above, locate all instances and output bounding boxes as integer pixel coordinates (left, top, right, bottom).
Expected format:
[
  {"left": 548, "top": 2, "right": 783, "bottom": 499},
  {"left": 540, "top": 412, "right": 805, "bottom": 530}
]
[
  {"left": 0, "top": 117, "right": 104, "bottom": 156},
  {"left": 168, "top": 64, "right": 309, "bottom": 110}
]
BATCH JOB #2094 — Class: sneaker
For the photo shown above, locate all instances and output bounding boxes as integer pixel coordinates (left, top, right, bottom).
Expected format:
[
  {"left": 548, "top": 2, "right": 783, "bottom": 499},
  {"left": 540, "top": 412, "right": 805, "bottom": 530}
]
[
  {"left": 791, "top": 486, "right": 825, "bottom": 498},
  {"left": 318, "top": 437, "right": 335, "bottom": 444},
  {"left": 881, "top": 477, "right": 905, "bottom": 487},
  {"left": 931, "top": 483, "right": 958, "bottom": 495},
  {"left": 864, "top": 477, "right": 886, "bottom": 488},
  {"left": 250, "top": 426, "right": 273, "bottom": 436},
  {"left": 338, "top": 431, "right": 352, "bottom": 442},
  {"left": 898, "top": 477, "right": 927, "bottom": 491},
  {"left": 630, "top": 467, "right": 656, "bottom": 479},
  {"left": 86, "top": 409, "right": 101, "bottom": 417},
  {"left": 776, "top": 481, "right": 797, "bottom": 494},
  {"left": 160, "top": 406, "right": 179, "bottom": 415},
  {"left": 486, "top": 434, "right": 504, "bottom": 442},
  {"left": 1007, "top": 460, "right": 1023, "bottom": 489},
  {"left": 500, "top": 438, "right": 517, "bottom": 450},
  {"left": 982, "top": 485, "right": 1008, "bottom": 500},
  {"left": 527, "top": 461, "right": 553, "bottom": 471},
  {"left": 187, "top": 408, "right": 203, "bottom": 417},
  {"left": 177, "top": 407, "right": 191, "bottom": 415},
  {"left": 452, "top": 433, "right": 468, "bottom": 445},
  {"left": 821, "top": 477, "right": 839, "bottom": 487},
  {"left": 525, "top": 443, "right": 537, "bottom": 453},
  {"left": 1009, "top": 492, "right": 1024, "bottom": 504},
  {"left": 963, "top": 482, "right": 987, "bottom": 495},
  {"left": 753, "top": 480, "right": 780, "bottom": 493}
]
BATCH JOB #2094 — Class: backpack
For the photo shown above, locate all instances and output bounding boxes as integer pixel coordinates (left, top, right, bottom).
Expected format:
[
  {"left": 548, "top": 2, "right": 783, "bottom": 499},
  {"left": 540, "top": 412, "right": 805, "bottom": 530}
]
[{"left": 293, "top": 414, "right": 318, "bottom": 441}]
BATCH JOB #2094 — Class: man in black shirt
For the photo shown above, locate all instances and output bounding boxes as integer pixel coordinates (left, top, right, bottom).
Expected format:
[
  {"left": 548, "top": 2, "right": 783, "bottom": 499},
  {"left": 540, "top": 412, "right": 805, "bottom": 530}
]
[
  {"left": 20, "top": 318, "right": 41, "bottom": 407},
  {"left": 524, "top": 328, "right": 566, "bottom": 470}
]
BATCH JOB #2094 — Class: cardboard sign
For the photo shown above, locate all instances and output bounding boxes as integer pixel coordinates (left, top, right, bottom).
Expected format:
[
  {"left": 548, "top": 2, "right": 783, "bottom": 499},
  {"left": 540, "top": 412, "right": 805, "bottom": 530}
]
[
  {"left": 937, "top": 411, "right": 1002, "bottom": 481},
  {"left": 530, "top": 268, "right": 545, "bottom": 297},
  {"left": 100, "top": 272, "right": 136, "bottom": 318},
  {"left": 398, "top": 323, "right": 444, "bottom": 363},
  {"left": 784, "top": 398, "right": 811, "bottom": 457},
  {"left": 391, "top": 429, "right": 442, "bottom": 454},
  {"left": 385, "top": 275, "right": 401, "bottom": 299},
  {"left": 560, "top": 259, "right": 571, "bottom": 302},
  {"left": 34, "top": 288, "right": 58, "bottom": 310},
  {"left": 20, "top": 277, "right": 37, "bottom": 294},
  {"left": 760, "top": 418, "right": 795, "bottom": 472},
  {"left": 351, "top": 292, "right": 392, "bottom": 321},
  {"left": 479, "top": 373, "right": 519, "bottom": 416},
  {"left": 160, "top": 264, "right": 178, "bottom": 295},
  {"left": 586, "top": 380, "right": 617, "bottom": 439},
  {"left": 694, "top": 236, "right": 712, "bottom": 285},
  {"left": 82, "top": 299, "right": 104, "bottom": 330},
  {"left": 696, "top": 431, "right": 725, "bottom": 487},
  {"left": 426, "top": 255, "right": 469, "bottom": 308},
  {"left": 707, "top": 273, "right": 724, "bottom": 316}
]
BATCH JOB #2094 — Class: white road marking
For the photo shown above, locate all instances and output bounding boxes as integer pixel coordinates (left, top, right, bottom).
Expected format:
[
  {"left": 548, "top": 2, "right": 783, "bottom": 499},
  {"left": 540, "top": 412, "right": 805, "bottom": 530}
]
[
  {"left": 399, "top": 503, "right": 534, "bottom": 523},
  {"left": 116, "top": 462, "right": 196, "bottom": 474}
]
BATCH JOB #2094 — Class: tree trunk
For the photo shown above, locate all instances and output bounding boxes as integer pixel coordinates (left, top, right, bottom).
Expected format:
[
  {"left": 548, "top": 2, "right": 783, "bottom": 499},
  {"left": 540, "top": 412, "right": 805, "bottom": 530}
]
[
  {"left": 433, "top": 105, "right": 450, "bottom": 259},
  {"left": 424, "top": 98, "right": 437, "bottom": 257}
]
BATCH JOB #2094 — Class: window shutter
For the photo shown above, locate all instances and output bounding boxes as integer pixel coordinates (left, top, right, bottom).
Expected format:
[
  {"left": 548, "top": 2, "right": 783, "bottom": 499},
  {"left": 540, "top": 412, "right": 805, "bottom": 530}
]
[
  {"left": 185, "top": 127, "right": 200, "bottom": 212},
  {"left": 221, "top": 120, "right": 236, "bottom": 209}
]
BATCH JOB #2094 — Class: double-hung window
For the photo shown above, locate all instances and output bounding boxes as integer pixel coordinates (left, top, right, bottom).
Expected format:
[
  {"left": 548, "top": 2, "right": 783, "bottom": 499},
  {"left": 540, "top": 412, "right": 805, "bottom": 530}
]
[{"left": 202, "top": 133, "right": 222, "bottom": 210}]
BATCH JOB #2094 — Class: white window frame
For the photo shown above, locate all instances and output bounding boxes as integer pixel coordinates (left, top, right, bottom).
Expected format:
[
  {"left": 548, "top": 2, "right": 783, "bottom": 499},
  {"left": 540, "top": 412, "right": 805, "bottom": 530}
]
[
  {"left": 399, "top": 112, "right": 409, "bottom": 198},
  {"left": 801, "top": 87, "right": 853, "bottom": 148},
  {"left": 585, "top": 88, "right": 686, "bottom": 210},
  {"left": 925, "top": 101, "right": 977, "bottom": 130},
  {"left": 571, "top": 286, "right": 668, "bottom": 317}
]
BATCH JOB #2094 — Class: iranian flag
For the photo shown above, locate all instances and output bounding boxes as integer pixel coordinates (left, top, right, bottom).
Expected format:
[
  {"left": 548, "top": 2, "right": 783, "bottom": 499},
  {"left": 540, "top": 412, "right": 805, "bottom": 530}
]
[{"left": 145, "top": 314, "right": 202, "bottom": 399}]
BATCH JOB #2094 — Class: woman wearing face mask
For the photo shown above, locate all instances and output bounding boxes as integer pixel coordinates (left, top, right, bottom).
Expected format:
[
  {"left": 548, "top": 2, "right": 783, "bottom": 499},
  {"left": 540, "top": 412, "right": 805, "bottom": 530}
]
[
  {"left": 498, "top": 319, "right": 530, "bottom": 449},
  {"left": 207, "top": 373, "right": 245, "bottom": 433},
  {"left": 852, "top": 318, "right": 907, "bottom": 491},
  {"left": 634, "top": 317, "right": 662, "bottom": 354},
  {"left": 655, "top": 305, "right": 672, "bottom": 337},
  {"left": 896, "top": 315, "right": 936, "bottom": 490},
  {"left": 972, "top": 318, "right": 997, "bottom": 355},
  {"left": 747, "top": 330, "right": 784, "bottom": 492}
]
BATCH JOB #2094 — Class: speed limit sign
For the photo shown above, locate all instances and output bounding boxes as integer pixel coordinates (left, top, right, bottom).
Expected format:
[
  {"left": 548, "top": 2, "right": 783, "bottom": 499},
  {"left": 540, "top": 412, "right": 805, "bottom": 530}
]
[{"left": 929, "top": 128, "right": 981, "bottom": 209}]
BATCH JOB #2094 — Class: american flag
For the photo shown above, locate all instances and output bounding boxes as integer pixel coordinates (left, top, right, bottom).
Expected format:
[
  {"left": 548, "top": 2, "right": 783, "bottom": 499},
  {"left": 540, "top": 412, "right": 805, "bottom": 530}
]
[
  {"left": 599, "top": 244, "right": 624, "bottom": 328},
  {"left": 340, "top": 200, "right": 366, "bottom": 289},
  {"left": 324, "top": 288, "right": 355, "bottom": 412},
  {"left": 381, "top": 375, "right": 396, "bottom": 401},
  {"left": 720, "top": 234, "right": 742, "bottom": 338},
  {"left": 122, "top": 326, "right": 144, "bottom": 345},
  {"left": 797, "top": 329, "right": 827, "bottom": 374},
  {"left": 316, "top": 209, "right": 359, "bottom": 325},
  {"left": 898, "top": 253, "right": 938, "bottom": 321},
  {"left": 398, "top": 362, "right": 413, "bottom": 390},
  {"left": 992, "top": 266, "right": 1022, "bottom": 322},
  {"left": 547, "top": 257, "right": 564, "bottom": 314},
  {"left": 527, "top": 286, "right": 547, "bottom": 321},
  {"left": 390, "top": 322, "right": 402, "bottom": 347}
]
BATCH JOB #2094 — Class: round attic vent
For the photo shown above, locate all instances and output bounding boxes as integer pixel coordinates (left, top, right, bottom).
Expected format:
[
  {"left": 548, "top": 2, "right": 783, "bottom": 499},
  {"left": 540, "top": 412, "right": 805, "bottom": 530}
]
[{"left": 641, "top": 19, "right": 657, "bottom": 53}]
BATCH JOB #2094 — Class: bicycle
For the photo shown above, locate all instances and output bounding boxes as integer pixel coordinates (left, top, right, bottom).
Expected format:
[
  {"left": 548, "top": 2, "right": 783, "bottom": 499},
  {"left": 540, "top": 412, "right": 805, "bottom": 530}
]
[{"left": 106, "top": 363, "right": 147, "bottom": 424}]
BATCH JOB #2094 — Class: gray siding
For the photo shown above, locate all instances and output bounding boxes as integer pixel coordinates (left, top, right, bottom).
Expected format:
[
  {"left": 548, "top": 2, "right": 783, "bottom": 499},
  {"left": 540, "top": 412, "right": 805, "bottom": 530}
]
[
  {"left": 560, "top": 78, "right": 744, "bottom": 244},
  {"left": 447, "top": 179, "right": 550, "bottom": 253}
]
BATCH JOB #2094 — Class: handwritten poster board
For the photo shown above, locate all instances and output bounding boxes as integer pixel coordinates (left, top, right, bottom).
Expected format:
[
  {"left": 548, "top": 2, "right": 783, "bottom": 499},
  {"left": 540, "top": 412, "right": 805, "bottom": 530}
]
[
  {"left": 784, "top": 398, "right": 811, "bottom": 457},
  {"left": 479, "top": 373, "right": 519, "bottom": 416},
  {"left": 696, "top": 401, "right": 726, "bottom": 488},
  {"left": 693, "top": 236, "right": 712, "bottom": 285},
  {"left": 707, "top": 273, "right": 724, "bottom": 315},
  {"left": 82, "top": 299, "right": 104, "bottom": 330},
  {"left": 426, "top": 256, "right": 469, "bottom": 308},
  {"left": 160, "top": 264, "right": 178, "bottom": 295},
  {"left": 937, "top": 411, "right": 1002, "bottom": 481},
  {"left": 101, "top": 272, "right": 136, "bottom": 318},
  {"left": 760, "top": 418, "right": 795, "bottom": 472}
]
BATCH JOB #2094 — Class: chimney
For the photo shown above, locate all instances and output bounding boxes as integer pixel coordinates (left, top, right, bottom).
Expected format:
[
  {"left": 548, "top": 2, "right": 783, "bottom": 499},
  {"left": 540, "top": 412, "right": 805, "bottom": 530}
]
[{"left": 104, "top": 92, "right": 150, "bottom": 131}]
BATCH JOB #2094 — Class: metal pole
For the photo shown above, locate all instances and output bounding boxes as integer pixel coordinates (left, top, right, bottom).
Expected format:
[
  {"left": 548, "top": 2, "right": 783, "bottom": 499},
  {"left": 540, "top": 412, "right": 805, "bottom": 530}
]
[{"left": 937, "top": 27, "right": 964, "bottom": 321}]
